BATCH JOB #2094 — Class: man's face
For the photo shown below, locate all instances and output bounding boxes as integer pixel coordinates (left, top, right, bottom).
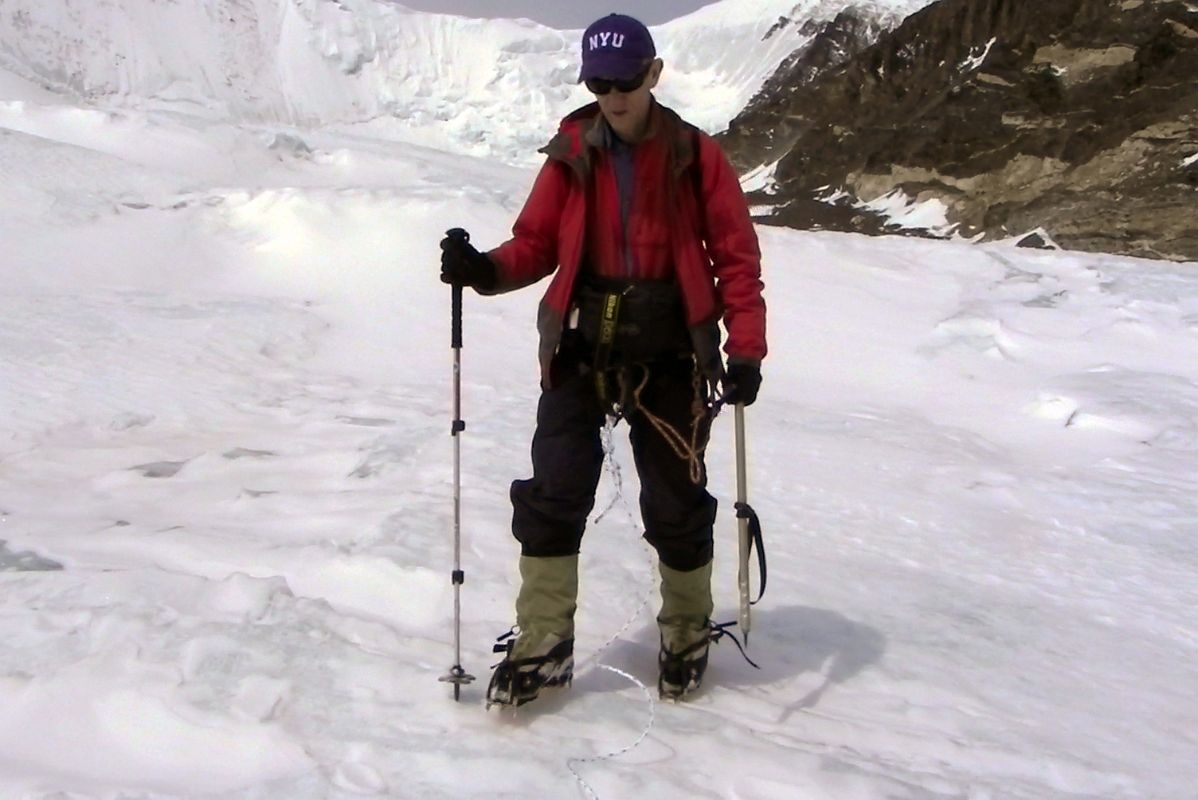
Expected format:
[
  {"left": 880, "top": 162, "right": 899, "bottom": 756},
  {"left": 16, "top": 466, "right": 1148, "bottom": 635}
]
[{"left": 593, "top": 59, "right": 662, "bottom": 142}]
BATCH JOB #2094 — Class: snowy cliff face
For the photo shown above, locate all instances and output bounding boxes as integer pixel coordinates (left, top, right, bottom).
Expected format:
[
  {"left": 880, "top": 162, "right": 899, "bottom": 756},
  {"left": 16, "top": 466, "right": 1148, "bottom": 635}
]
[
  {"left": 0, "top": 0, "right": 930, "bottom": 163},
  {"left": 0, "top": 0, "right": 579, "bottom": 161}
]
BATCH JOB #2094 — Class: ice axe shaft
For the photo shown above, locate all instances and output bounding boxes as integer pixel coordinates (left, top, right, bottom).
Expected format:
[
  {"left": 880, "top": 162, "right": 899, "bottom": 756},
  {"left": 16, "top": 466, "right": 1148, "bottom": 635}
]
[{"left": 735, "top": 403, "right": 751, "bottom": 644}]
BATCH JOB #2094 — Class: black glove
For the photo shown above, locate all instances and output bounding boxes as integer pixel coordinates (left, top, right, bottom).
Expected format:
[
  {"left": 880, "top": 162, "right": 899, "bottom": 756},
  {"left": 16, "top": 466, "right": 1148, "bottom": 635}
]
[
  {"left": 722, "top": 362, "right": 762, "bottom": 406},
  {"left": 440, "top": 229, "right": 497, "bottom": 290}
]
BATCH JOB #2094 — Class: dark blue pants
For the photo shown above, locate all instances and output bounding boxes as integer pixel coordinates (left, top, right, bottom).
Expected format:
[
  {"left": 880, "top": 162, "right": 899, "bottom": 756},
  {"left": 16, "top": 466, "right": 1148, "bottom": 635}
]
[{"left": 511, "top": 355, "right": 717, "bottom": 571}]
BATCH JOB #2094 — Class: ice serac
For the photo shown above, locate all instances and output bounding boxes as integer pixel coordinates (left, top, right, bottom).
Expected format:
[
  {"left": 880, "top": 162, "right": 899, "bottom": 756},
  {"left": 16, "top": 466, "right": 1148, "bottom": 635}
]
[
  {"left": 0, "top": 0, "right": 583, "bottom": 161},
  {"left": 721, "top": 0, "right": 1198, "bottom": 261},
  {"left": 0, "top": 0, "right": 925, "bottom": 162}
]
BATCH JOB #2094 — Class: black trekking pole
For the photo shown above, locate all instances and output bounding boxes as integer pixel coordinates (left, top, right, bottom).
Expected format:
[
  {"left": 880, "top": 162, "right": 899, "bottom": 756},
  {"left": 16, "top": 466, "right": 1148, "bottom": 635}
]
[{"left": 439, "top": 228, "right": 475, "bottom": 701}]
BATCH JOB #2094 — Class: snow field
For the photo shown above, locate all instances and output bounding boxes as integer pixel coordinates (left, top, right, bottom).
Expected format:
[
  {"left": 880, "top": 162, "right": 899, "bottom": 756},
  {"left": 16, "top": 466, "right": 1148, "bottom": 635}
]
[{"left": 0, "top": 4, "right": 1197, "bottom": 796}]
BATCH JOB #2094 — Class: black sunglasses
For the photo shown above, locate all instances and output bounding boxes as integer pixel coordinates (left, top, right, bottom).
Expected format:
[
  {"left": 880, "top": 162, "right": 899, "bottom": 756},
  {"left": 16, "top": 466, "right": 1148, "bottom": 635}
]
[{"left": 585, "top": 66, "right": 651, "bottom": 96}]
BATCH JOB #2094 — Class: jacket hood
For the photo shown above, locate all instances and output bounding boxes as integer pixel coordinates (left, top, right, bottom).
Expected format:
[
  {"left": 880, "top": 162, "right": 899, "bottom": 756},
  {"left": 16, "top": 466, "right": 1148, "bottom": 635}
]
[{"left": 538, "top": 100, "right": 698, "bottom": 180}]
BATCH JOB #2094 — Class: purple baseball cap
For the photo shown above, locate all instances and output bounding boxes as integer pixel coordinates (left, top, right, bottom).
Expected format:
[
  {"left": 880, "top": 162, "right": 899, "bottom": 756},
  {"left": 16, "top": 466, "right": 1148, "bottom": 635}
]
[{"left": 578, "top": 14, "right": 656, "bottom": 82}]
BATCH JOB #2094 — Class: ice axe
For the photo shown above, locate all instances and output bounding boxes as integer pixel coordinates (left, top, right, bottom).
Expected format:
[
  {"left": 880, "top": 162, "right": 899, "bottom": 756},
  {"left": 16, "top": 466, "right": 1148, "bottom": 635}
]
[
  {"left": 439, "top": 227, "right": 476, "bottom": 701},
  {"left": 733, "top": 403, "right": 766, "bottom": 645}
]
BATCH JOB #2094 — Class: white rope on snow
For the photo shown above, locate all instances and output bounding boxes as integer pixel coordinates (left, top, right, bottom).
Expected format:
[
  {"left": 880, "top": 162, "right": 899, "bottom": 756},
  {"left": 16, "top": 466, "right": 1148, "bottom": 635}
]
[
  {"left": 567, "top": 665, "right": 657, "bottom": 800},
  {"left": 566, "top": 420, "right": 659, "bottom": 799}
]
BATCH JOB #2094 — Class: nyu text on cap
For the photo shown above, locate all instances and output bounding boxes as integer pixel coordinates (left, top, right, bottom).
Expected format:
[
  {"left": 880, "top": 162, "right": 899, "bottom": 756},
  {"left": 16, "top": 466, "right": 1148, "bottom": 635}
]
[{"left": 578, "top": 14, "right": 656, "bottom": 83}]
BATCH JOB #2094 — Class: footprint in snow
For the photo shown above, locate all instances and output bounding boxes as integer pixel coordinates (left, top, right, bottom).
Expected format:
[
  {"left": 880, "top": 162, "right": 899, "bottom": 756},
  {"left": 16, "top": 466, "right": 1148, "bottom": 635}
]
[
  {"left": 332, "top": 761, "right": 386, "bottom": 795},
  {"left": 337, "top": 416, "right": 395, "bottom": 428},
  {"left": 130, "top": 460, "right": 189, "bottom": 478},
  {"left": 223, "top": 447, "right": 278, "bottom": 460},
  {"left": 0, "top": 540, "right": 64, "bottom": 572},
  {"left": 109, "top": 412, "right": 156, "bottom": 431}
]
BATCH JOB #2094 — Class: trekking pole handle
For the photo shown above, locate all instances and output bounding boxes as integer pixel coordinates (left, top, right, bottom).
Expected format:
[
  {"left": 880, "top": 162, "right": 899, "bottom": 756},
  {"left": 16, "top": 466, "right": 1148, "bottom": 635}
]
[
  {"left": 452, "top": 285, "right": 463, "bottom": 349},
  {"left": 446, "top": 228, "right": 470, "bottom": 350}
]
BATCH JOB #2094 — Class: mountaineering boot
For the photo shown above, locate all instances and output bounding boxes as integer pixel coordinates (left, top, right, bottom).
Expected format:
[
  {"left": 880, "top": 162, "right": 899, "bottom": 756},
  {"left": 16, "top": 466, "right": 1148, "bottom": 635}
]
[
  {"left": 486, "top": 554, "right": 578, "bottom": 708},
  {"left": 657, "top": 560, "right": 715, "bottom": 701}
]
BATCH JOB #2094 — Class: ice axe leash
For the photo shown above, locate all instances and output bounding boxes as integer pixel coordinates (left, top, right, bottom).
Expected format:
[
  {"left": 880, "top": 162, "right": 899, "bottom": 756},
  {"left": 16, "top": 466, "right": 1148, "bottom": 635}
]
[
  {"left": 733, "top": 403, "right": 766, "bottom": 646},
  {"left": 439, "top": 227, "right": 476, "bottom": 701}
]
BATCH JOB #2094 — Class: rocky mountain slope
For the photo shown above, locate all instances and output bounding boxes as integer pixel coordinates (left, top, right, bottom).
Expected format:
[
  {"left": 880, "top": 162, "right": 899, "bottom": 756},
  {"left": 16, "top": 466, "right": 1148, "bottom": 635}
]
[{"left": 723, "top": 0, "right": 1198, "bottom": 261}]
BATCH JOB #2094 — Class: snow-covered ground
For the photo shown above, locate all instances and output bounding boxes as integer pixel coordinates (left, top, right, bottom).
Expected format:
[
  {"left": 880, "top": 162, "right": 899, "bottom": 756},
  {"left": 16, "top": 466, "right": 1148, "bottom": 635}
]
[{"left": 3, "top": 3, "right": 1198, "bottom": 798}]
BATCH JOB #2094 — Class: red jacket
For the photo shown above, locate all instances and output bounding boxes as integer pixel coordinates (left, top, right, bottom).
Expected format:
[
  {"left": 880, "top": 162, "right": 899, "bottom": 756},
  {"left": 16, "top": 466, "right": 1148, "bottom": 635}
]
[{"left": 487, "top": 101, "right": 766, "bottom": 386}]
